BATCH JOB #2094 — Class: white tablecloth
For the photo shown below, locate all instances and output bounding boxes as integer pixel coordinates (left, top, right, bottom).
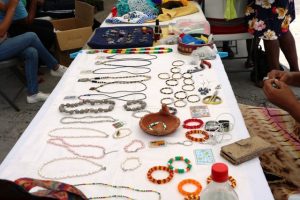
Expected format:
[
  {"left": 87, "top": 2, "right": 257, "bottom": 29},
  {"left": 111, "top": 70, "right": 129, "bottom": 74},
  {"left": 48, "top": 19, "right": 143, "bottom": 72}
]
[{"left": 0, "top": 45, "right": 274, "bottom": 200}]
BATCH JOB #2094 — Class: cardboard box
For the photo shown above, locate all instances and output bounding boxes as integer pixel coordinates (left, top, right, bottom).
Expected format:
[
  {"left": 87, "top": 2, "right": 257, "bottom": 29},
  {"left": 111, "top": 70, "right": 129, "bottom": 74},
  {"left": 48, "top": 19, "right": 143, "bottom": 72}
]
[{"left": 51, "top": 1, "right": 94, "bottom": 66}]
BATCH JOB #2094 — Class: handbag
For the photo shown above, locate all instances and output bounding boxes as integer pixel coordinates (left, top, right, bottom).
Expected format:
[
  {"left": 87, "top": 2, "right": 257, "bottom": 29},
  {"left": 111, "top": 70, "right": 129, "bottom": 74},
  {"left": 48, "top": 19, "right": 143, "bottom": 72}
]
[
  {"left": 220, "top": 136, "right": 275, "bottom": 165},
  {"left": 0, "top": 178, "right": 88, "bottom": 200}
]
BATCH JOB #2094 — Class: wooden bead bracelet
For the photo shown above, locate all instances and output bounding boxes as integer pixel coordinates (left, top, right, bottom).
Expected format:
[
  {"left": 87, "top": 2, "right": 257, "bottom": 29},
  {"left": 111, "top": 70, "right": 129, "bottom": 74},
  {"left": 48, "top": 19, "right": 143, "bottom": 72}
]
[
  {"left": 183, "top": 119, "right": 204, "bottom": 129},
  {"left": 167, "top": 156, "right": 192, "bottom": 174},
  {"left": 178, "top": 179, "right": 202, "bottom": 196},
  {"left": 206, "top": 175, "right": 237, "bottom": 188},
  {"left": 147, "top": 166, "right": 174, "bottom": 184},
  {"left": 185, "top": 130, "right": 209, "bottom": 142}
]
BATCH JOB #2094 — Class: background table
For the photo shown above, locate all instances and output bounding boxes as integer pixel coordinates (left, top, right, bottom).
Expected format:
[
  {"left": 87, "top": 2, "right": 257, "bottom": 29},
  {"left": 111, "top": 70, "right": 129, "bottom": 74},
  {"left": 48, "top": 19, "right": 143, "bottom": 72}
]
[
  {"left": 101, "top": 1, "right": 209, "bottom": 29},
  {"left": 0, "top": 45, "right": 274, "bottom": 199}
]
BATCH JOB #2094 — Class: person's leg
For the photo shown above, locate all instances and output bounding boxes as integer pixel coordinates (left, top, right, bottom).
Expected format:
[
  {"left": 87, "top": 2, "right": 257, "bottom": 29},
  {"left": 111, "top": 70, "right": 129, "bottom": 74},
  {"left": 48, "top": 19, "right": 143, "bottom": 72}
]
[
  {"left": 22, "top": 32, "right": 59, "bottom": 69},
  {"left": 222, "top": 41, "right": 234, "bottom": 58},
  {"left": 0, "top": 32, "right": 58, "bottom": 70},
  {"left": 279, "top": 30, "right": 299, "bottom": 72},
  {"left": 263, "top": 39, "right": 280, "bottom": 71},
  {"left": 20, "top": 47, "right": 39, "bottom": 95}
]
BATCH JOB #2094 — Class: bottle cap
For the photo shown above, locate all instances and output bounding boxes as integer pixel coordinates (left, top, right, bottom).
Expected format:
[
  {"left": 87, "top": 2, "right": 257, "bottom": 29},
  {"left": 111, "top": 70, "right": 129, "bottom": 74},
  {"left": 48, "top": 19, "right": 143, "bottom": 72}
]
[{"left": 211, "top": 163, "right": 228, "bottom": 183}]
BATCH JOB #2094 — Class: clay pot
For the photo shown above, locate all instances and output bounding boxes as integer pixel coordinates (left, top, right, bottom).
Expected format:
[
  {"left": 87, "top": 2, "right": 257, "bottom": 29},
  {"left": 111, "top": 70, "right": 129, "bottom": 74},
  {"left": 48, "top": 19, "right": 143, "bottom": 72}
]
[{"left": 139, "top": 104, "right": 180, "bottom": 136}]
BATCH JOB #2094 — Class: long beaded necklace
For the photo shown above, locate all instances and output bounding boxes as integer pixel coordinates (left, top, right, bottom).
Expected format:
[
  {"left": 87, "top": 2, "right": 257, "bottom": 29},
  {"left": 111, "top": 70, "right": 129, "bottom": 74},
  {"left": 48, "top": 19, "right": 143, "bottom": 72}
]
[
  {"left": 74, "top": 182, "right": 161, "bottom": 200},
  {"left": 95, "top": 58, "right": 152, "bottom": 67},
  {"left": 97, "top": 47, "right": 172, "bottom": 54},
  {"left": 60, "top": 116, "right": 117, "bottom": 124},
  {"left": 48, "top": 127, "right": 109, "bottom": 138},
  {"left": 106, "top": 54, "right": 158, "bottom": 60},
  {"left": 47, "top": 137, "right": 118, "bottom": 159},
  {"left": 78, "top": 75, "right": 151, "bottom": 84},
  {"left": 92, "top": 66, "right": 151, "bottom": 75},
  {"left": 78, "top": 92, "right": 147, "bottom": 102},
  {"left": 90, "top": 82, "right": 147, "bottom": 94},
  {"left": 93, "top": 57, "right": 154, "bottom": 75},
  {"left": 38, "top": 157, "right": 106, "bottom": 180},
  {"left": 89, "top": 77, "right": 150, "bottom": 91}
]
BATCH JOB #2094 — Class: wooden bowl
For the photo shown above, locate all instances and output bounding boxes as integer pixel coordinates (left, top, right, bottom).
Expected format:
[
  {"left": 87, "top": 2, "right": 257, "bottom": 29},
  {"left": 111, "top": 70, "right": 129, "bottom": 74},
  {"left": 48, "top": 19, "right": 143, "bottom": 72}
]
[{"left": 139, "top": 104, "right": 180, "bottom": 136}]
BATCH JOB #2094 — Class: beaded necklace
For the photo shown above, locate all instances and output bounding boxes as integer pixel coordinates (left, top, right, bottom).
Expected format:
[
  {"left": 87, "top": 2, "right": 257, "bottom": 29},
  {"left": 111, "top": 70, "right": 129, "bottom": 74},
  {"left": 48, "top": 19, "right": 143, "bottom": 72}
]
[
  {"left": 48, "top": 127, "right": 109, "bottom": 138},
  {"left": 93, "top": 66, "right": 151, "bottom": 75},
  {"left": 38, "top": 157, "right": 106, "bottom": 180},
  {"left": 106, "top": 54, "right": 158, "bottom": 60},
  {"left": 100, "top": 47, "right": 172, "bottom": 54},
  {"left": 59, "top": 100, "right": 115, "bottom": 114},
  {"left": 89, "top": 77, "right": 150, "bottom": 91},
  {"left": 95, "top": 58, "right": 152, "bottom": 67},
  {"left": 60, "top": 116, "right": 117, "bottom": 124},
  {"left": 47, "top": 137, "right": 118, "bottom": 159},
  {"left": 78, "top": 75, "right": 151, "bottom": 84},
  {"left": 74, "top": 182, "right": 161, "bottom": 200},
  {"left": 90, "top": 82, "right": 147, "bottom": 94},
  {"left": 78, "top": 92, "right": 147, "bottom": 102}
]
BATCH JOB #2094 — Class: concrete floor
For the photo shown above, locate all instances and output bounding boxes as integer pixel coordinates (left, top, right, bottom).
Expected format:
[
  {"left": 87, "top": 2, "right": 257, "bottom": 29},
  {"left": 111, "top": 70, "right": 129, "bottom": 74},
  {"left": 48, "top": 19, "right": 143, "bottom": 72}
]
[{"left": 0, "top": 1, "right": 300, "bottom": 164}]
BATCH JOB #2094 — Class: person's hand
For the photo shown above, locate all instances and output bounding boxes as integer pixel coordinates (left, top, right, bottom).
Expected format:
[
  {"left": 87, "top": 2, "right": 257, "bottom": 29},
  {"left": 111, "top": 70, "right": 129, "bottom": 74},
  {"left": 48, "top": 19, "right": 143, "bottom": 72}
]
[
  {"left": 263, "top": 79, "right": 298, "bottom": 111},
  {"left": 267, "top": 70, "right": 293, "bottom": 85}
]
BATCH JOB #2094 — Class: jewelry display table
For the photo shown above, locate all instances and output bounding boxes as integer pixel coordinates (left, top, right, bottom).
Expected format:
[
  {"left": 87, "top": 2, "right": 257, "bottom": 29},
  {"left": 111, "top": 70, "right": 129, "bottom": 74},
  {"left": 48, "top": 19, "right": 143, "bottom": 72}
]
[{"left": 0, "top": 45, "right": 274, "bottom": 199}]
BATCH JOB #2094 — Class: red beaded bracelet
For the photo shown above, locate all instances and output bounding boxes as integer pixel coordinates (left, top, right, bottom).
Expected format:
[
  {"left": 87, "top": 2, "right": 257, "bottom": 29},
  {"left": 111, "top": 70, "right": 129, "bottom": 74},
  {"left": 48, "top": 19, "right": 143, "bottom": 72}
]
[
  {"left": 147, "top": 166, "right": 174, "bottom": 184},
  {"left": 178, "top": 179, "right": 202, "bottom": 196},
  {"left": 185, "top": 130, "right": 209, "bottom": 142},
  {"left": 183, "top": 119, "right": 204, "bottom": 129}
]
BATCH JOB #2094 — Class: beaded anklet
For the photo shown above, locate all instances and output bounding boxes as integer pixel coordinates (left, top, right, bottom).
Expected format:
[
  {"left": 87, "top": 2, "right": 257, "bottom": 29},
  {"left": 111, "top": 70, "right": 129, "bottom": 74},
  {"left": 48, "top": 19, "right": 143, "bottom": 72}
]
[
  {"left": 167, "top": 156, "right": 192, "bottom": 174},
  {"left": 183, "top": 119, "right": 204, "bottom": 129},
  {"left": 185, "top": 130, "right": 209, "bottom": 142},
  {"left": 147, "top": 166, "right": 174, "bottom": 184}
]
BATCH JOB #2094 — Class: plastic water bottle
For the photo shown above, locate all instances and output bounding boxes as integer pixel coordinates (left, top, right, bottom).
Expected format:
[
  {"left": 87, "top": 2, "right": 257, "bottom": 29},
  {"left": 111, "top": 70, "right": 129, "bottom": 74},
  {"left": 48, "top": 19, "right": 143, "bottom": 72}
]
[{"left": 201, "top": 163, "right": 239, "bottom": 200}]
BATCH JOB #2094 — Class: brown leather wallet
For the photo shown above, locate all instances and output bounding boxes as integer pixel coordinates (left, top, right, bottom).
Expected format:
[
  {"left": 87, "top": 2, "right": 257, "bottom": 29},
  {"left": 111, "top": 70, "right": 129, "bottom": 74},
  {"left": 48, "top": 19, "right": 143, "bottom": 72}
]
[{"left": 220, "top": 136, "right": 275, "bottom": 165}]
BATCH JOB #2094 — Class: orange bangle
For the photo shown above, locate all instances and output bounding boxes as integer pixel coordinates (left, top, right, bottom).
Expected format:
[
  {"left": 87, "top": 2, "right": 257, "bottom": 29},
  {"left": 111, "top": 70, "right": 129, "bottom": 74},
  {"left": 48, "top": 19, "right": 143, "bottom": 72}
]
[
  {"left": 147, "top": 166, "right": 174, "bottom": 184},
  {"left": 178, "top": 179, "right": 202, "bottom": 196},
  {"left": 185, "top": 130, "right": 209, "bottom": 142},
  {"left": 206, "top": 175, "right": 237, "bottom": 188}
]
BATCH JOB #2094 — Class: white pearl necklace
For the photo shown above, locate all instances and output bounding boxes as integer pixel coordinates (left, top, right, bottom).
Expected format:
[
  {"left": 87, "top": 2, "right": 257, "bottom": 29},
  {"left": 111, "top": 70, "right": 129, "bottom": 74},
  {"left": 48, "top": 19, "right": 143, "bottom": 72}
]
[
  {"left": 38, "top": 157, "right": 106, "bottom": 180},
  {"left": 48, "top": 127, "right": 109, "bottom": 138}
]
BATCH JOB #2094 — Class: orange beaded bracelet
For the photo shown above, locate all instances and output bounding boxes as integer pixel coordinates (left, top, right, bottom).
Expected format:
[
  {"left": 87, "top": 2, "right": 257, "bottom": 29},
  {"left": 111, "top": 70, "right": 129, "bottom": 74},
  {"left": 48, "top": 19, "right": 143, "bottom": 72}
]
[
  {"left": 178, "top": 179, "right": 202, "bottom": 196},
  {"left": 184, "top": 194, "right": 200, "bottom": 200},
  {"left": 147, "top": 166, "right": 174, "bottom": 184},
  {"left": 206, "top": 175, "right": 237, "bottom": 188},
  {"left": 185, "top": 130, "right": 209, "bottom": 142}
]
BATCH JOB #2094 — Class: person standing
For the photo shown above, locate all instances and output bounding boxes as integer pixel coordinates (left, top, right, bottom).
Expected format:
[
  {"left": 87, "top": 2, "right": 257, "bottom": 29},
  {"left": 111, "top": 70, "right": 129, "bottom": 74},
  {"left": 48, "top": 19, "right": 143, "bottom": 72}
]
[{"left": 245, "top": 0, "right": 299, "bottom": 72}]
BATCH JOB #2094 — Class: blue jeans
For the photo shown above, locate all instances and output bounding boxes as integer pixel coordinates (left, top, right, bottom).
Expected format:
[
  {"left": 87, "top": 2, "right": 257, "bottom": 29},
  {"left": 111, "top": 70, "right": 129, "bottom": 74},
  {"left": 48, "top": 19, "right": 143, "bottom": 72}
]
[{"left": 0, "top": 32, "right": 58, "bottom": 95}]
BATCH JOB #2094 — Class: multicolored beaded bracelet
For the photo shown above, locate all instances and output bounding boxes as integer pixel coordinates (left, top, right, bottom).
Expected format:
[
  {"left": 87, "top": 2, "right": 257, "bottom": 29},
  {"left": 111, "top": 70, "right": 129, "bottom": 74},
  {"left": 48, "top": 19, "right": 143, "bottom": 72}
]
[
  {"left": 183, "top": 119, "right": 204, "bottom": 129},
  {"left": 178, "top": 179, "right": 202, "bottom": 196},
  {"left": 206, "top": 175, "right": 237, "bottom": 188},
  {"left": 167, "top": 156, "right": 192, "bottom": 174},
  {"left": 185, "top": 130, "right": 209, "bottom": 142},
  {"left": 147, "top": 166, "right": 174, "bottom": 184},
  {"left": 184, "top": 194, "right": 200, "bottom": 200}
]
